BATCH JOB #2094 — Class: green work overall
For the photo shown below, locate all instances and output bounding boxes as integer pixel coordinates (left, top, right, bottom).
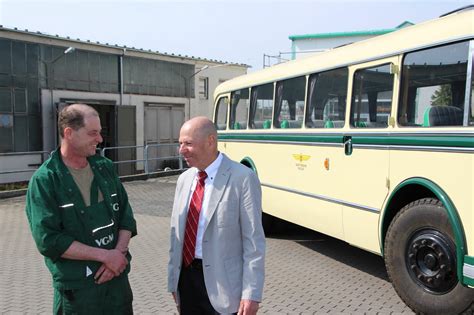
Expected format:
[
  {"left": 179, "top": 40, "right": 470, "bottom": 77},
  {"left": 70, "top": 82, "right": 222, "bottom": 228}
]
[
  {"left": 54, "top": 180, "right": 132, "bottom": 314},
  {"left": 25, "top": 149, "right": 137, "bottom": 315}
]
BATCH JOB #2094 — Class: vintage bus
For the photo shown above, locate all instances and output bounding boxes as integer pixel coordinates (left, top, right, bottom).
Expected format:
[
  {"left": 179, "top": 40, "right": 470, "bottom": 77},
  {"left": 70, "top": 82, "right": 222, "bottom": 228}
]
[{"left": 212, "top": 6, "right": 474, "bottom": 314}]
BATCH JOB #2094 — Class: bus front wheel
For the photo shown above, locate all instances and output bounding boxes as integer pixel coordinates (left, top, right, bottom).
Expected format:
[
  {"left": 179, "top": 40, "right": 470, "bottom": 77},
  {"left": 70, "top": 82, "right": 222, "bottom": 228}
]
[{"left": 384, "top": 198, "right": 474, "bottom": 314}]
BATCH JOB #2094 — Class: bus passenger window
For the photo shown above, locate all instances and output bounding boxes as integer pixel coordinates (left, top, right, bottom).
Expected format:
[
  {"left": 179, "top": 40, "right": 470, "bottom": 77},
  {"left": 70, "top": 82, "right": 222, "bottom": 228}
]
[
  {"left": 214, "top": 97, "right": 229, "bottom": 130},
  {"left": 230, "top": 88, "right": 249, "bottom": 130},
  {"left": 249, "top": 83, "right": 274, "bottom": 129},
  {"left": 274, "top": 76, "right": 305, "bottom": 129},
  {"left": 351, "top": 64, "right": 393, "bottom": 128},
  {"left": 305, "top": 68, "right": 348, "bottom": 129},
  {"left": 398, "top": 41, "right": 470, "bottom": 127}
]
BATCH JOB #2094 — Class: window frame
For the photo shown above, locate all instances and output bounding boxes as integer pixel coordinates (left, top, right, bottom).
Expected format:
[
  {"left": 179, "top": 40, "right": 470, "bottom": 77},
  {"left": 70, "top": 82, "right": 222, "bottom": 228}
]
[
  {"left": 214, "top": 95, "right": 229, "bottom": 130},
  {"left": 397, "top": 40, "right": 471, "bottom": 128}
]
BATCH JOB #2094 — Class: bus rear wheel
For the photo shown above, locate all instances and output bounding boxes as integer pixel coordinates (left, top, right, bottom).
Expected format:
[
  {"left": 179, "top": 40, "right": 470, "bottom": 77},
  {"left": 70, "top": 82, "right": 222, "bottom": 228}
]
[{"left": 384, "top": 198, "right": 474, "bottom": 314}]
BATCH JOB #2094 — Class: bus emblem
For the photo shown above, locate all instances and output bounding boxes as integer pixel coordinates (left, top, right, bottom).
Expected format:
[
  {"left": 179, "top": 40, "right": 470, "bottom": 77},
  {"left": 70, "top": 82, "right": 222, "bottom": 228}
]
[
  {"left": 293, "top": 154, "right": 311, "bottom": 171},
  {"left": 292, "top": 154, "right": 311, "bottom": 162}
]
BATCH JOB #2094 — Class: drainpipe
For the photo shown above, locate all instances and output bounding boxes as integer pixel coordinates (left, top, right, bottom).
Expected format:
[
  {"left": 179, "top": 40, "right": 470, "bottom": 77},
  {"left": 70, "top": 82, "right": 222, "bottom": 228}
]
[{"left": 120, "top": 48, "right": 126, "bottom": 106}]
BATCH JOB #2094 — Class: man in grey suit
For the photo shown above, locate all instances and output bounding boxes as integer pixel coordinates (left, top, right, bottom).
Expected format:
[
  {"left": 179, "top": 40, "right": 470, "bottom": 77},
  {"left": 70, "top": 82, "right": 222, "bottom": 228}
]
[{"left": 168, "top": 116, "right": 265, "bottom": 315}]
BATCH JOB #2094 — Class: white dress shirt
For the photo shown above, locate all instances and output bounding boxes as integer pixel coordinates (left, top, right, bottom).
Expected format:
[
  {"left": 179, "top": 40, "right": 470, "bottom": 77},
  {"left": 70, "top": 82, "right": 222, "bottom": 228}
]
[{"left": 191, "top": 152, "right": 223, "bottom": 258}]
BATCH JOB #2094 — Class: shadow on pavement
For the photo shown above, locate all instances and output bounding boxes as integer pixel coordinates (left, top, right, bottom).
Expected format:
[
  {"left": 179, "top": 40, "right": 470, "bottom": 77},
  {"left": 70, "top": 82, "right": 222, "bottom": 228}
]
[{"left": 267, "top": 218, "right": 390, "bottom": 282}]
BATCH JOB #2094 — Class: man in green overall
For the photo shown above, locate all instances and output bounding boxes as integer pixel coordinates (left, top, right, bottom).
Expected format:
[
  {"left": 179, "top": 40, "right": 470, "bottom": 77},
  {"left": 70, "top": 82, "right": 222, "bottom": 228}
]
[{"left": 25, "top": 104, "right": 137, "bottom": 314}]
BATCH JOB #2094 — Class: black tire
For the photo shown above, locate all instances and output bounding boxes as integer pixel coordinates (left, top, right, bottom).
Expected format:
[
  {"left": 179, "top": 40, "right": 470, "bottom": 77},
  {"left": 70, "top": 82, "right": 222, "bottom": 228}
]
[
  {"left": 262, "top": 212, "right": 275, "bottom": 236},
  {"left": 384, "top": 198, "right": 474, "bottom": 314}
]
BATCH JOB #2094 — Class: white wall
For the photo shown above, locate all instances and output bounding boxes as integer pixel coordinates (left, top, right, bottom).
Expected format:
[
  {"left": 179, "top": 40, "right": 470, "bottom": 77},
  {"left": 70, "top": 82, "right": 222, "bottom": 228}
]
[
  {"left": 191, "top": 65, "right": 247, "bottom": 119},
  {"left": 0, "top": 153, "right": 48, "bottom": 184}
]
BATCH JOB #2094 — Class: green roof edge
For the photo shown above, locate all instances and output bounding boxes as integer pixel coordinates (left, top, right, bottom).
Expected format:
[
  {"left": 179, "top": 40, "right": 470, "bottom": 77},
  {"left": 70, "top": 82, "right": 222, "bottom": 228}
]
[{"left": 289, "top": 21, "right": 414, "bottom": 41}]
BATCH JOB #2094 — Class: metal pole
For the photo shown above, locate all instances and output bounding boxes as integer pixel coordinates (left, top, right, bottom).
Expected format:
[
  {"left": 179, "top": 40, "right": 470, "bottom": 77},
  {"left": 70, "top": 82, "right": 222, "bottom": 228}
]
[
  {"left": 43, "top": 47, "right": 76, "bottom": 149},
  {"left": 188, "top": 76, "right": 191, "bottom": 119},
  {"left": 120, "top": 48, "right": 125, "bottom": 106},
  {"left": 46, "top": 62, "right": 57, "bottom": 148},
  {"left": 144, "top": 144, "right": 149, "bottom": 175}
]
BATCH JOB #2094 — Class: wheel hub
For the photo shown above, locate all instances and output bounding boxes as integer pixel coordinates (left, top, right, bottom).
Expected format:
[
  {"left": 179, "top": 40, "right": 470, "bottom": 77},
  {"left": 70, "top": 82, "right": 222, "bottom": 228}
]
[{"left": 406, "top": 229, "right": 457, "bottom": 294}]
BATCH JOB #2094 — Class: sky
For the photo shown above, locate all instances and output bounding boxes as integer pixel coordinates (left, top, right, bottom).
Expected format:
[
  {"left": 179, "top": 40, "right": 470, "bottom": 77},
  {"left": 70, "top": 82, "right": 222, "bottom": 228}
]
[{"left": 0, "top": 0, "right": 472, "bottom": 71}]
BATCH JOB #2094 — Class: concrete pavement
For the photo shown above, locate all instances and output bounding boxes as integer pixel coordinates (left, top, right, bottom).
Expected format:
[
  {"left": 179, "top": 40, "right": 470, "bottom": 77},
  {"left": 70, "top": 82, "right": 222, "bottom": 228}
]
[{"left": 0, "top": 176, "right": 413, "bottom": 314}]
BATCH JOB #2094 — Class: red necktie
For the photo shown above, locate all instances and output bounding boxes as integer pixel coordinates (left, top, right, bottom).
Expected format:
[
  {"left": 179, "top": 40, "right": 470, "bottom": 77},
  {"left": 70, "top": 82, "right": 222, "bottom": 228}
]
[{"left": 182, "top": 171, "right": 207, "bottom": 267}]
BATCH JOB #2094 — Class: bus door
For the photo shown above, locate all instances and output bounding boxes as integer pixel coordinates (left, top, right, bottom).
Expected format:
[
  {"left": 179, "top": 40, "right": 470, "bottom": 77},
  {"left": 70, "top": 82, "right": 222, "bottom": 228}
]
[{"left": 340, "top": 57, "right": 400, "bottom": 253}]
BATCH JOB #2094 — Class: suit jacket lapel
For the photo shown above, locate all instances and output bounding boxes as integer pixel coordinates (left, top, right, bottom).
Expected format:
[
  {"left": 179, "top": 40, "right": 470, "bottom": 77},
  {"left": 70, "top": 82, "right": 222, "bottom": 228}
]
[
  {"left": 178, "top": 170, "right": 195, "bottom": 241},
  {"left": 202, "top": 155, "right": 231, "bottom": 233}
]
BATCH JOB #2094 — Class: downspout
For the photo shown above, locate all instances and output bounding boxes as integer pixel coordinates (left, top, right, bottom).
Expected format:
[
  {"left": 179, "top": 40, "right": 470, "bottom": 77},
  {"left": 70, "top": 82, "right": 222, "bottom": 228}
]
[
  {"left": 114, "top": 48, "right": 126, "bottom": 153},
  {"left": 120, "top": 48, "right": 126, "bottom": 106}
]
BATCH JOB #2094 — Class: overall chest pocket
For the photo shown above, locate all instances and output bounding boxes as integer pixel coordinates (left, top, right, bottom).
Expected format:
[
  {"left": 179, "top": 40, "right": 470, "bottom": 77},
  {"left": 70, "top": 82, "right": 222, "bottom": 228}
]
[
  {"left": 59, "top": 203, "right": 82, "bottom": 237},
  {"left": 86, "top": 201, "right": 117, "bottom": 250}
]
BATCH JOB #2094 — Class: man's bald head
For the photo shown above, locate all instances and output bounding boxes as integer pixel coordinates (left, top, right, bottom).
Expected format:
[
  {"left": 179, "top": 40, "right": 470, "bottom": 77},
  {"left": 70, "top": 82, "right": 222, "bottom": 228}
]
[
  {"left": 58, "top": 104, "right": 99, "bottom": 138},
  {"left": 179, "top": 116, "right": 219, "bottom": 170},
  {"left": 181, "top": 116, "right": 217, "bottom": 140}
]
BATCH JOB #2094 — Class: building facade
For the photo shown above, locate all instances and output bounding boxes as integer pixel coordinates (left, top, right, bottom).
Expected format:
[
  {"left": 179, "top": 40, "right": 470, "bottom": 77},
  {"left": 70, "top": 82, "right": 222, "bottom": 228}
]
[{"left": 0, "top": 26, "right": 247, "bottom": 183}]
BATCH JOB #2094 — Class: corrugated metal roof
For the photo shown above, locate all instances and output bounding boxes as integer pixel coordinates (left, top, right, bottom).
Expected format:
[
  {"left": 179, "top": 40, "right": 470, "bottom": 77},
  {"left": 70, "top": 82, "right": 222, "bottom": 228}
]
[{"left": 0, "top": 25, "right": 249, "bottom": 68}]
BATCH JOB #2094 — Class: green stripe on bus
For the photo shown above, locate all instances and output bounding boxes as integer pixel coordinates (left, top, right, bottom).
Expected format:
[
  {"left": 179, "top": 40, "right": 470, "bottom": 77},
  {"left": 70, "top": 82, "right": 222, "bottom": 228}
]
[
  {"left": 219, "top": 133, "right": 344, "bottom": 143},
  {"left": 463, "top": 277, "right": 474, "bottom": 286},
  {"left": 352, "top": 135, "right": 474, "bottom": 147},
  {"left": 218, "top": 133, "right": 474, "bottom": 147}
]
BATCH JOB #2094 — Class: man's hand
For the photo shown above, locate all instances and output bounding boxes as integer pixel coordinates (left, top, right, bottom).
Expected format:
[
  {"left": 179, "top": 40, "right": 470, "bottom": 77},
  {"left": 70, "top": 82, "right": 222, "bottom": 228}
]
[
  {"left": 238, "top": 299, "right": 259, "bottom": 315},
  {"left": 101, "top": 248, "right": 128, "bottom": 276},
  {"left": 94, "top": 264, "right": 115, "bottom": 284}
]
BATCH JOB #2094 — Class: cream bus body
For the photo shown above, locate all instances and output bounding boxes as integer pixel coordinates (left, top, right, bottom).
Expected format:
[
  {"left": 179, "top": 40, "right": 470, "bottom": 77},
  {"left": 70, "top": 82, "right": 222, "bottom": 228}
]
[{"left": 213, "top": 8, "right": 474, "bottom": 313}]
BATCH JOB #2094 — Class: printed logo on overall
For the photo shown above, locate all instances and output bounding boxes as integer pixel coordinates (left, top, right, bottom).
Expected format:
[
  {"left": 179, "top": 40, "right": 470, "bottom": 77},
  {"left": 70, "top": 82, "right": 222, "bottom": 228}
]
[{"left": 95, "top": 233, "right": 114, "bottom": 247}]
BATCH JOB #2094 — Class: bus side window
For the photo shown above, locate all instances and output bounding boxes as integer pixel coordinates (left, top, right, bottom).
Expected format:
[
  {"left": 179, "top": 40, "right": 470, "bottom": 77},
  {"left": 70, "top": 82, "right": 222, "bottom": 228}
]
[
  {"left": 274, "top": 76, "right": 305, "bottom": 129},
  {"left": 351, "top": 64, "right": 393, "bottom": 128},
  {"left": 229, "top": 88, "right": 249, "bottom": 130},
  {"left": 249, "top": 83, "right": 274, "bottom": 129},
  {"left": 398, "top": 41, "right": 470, "bottom": 127},
  {"left": 214, "top": 97, "right": 229, "bottom": 130},
  {"left": 305, "top": 67, "right": 348, "bottom": 129}
]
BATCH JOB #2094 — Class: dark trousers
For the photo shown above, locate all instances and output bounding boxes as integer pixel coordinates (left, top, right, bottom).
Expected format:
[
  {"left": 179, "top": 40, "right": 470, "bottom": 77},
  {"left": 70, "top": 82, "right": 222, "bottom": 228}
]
[
  {"left": 54, "top": 275, "right": 133, "bottom": 315},
  {"left": 178, "top": 259, "right": 219, "bottom": 315}
]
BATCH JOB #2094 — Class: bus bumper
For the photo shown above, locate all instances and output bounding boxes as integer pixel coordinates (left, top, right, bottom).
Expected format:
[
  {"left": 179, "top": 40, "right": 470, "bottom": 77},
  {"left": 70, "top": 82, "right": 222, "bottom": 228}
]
[{"left": 463, "top": 255, "right": 474, "bottom": 286}]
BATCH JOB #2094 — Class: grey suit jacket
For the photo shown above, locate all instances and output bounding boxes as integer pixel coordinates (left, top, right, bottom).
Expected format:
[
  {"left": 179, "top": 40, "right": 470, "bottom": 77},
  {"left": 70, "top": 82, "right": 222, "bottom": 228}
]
[{"left": 167, "top": 154, "right": 265, "bottom": 314}]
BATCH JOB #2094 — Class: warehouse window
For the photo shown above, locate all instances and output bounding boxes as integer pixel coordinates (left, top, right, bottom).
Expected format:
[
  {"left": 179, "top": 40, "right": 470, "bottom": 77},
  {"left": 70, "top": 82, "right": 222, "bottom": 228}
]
[
  {"left": 0, "top": 39, "right": 41, "bottom": 153},
  {"left": 199, "top": 77, "right": 209, "bottom": 99}
]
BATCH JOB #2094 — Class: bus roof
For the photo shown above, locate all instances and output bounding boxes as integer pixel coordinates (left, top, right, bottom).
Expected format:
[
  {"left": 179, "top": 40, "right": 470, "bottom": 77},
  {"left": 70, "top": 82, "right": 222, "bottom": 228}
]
[{"left": 214, "top": 8, "right": 473, "bottom": 99}]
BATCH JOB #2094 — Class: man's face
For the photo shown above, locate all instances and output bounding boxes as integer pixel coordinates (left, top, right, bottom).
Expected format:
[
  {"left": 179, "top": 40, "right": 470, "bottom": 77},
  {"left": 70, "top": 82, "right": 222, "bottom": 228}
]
[
  {"left": 68, "top": 115, "right": 103, "bottom": 157},
  {"left": 178, "top": 126, "right": 212, "bottom": 170}
]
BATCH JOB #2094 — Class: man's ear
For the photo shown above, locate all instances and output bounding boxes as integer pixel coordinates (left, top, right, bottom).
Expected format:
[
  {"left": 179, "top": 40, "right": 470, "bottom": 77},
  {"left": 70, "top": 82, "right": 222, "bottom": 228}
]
[
  {"left": 208, "top": 134, "right": 217, "bottom": 146},
  {"left": 63, "top": 127, "right": 73, "bottom": 139}
]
